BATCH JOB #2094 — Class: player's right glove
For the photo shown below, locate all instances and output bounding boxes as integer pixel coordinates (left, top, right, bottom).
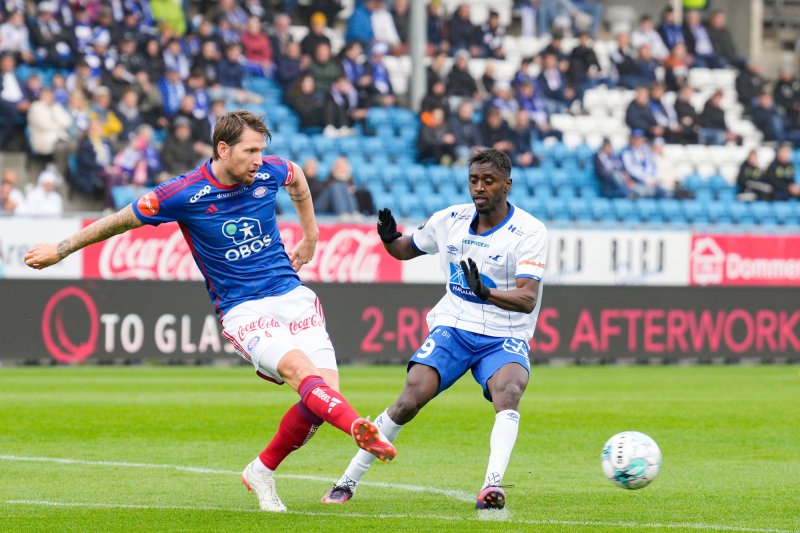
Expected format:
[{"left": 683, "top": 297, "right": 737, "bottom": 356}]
[{"left": 377, "top": 208, "right": 402, "bottom": 244}]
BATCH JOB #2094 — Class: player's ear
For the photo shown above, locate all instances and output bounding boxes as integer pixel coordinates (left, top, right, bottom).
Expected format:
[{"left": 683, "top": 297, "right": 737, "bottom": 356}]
[{"left": 217, "top": 141, "right": 229, "bottom": 159}]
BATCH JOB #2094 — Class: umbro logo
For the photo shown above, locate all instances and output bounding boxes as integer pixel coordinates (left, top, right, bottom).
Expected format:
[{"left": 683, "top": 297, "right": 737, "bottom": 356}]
[{"left": 205, "top": 204, "right": 218, "bottom": 215}]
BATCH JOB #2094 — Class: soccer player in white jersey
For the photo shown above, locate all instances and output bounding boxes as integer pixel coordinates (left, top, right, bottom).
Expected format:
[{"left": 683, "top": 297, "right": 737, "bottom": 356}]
[
  {"left": 322, "top": 148, "right": 548, "bottom": 510},
  {"left": 24, "top": 110, "right": 396, "bottom": 512}
]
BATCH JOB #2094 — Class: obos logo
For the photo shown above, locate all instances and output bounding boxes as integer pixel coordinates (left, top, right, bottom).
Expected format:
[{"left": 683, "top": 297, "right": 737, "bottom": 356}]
[
  {"left": 41, "top": 287, "right": 99, "bottom": 363},
  {"left": 221, "top": 217, "right": 272, "bottom": 261}
]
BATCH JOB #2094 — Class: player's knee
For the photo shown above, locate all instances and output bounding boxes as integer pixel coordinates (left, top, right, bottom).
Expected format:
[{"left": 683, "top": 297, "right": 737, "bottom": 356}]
[{"left": 492, "top": 381, "right": 525, "bottom": 410}]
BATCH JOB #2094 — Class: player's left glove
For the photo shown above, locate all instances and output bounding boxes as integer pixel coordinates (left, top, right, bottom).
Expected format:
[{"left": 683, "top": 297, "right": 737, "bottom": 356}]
[
  {"left": 460, "top": 258, "right": 490, "bottom": 300},
  {"left": 377, "top": 208, "right": 402, "bottom": 244}
]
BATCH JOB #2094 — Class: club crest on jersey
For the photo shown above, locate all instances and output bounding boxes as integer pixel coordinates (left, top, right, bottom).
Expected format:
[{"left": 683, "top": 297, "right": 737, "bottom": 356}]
[
  {"left": 253, "top": 186, "right": 268, "bottom": 198},
  {"left": 502, "top": 338, "right": 530, "bottom": 358},
  {"left": 247, "top": 336, "right": 260, "bottom": 351},
  {"left": 221, "top": 217, "right": 272, "bottom": 261},
  {"left": 448, "top": 262, "right": 496, "bottom": 304}
]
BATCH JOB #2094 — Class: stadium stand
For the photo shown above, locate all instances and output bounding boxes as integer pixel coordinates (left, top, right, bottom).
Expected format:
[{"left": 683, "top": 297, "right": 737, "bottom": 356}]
[{"left": 0, "top": 0, "right": 798, "bottom": 231}]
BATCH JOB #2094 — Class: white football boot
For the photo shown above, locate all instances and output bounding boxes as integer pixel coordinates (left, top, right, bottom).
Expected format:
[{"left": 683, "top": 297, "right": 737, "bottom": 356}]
[{"left": 241, "top": 461, "right": 288, "bottom": 512}]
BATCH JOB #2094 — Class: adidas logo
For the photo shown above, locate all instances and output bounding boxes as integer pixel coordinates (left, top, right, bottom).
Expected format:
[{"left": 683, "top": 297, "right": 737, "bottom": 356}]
[
  {"left": 328, "top": 398, "right": 342, "bottom": 413},
  {"left": 205, "top": 204, "right": 218, "bottom": 214}
]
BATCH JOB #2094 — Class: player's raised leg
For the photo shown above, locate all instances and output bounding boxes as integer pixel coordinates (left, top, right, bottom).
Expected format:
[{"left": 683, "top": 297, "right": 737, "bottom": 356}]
[
  {"left": 476, "top": 362, "right": 529, "bottom": 510},
  {"left": 321, "top": 363, "right": 439, "bottom": 503},
  {"left": 279, "top": 349, "right": 396, "bottom": 462}
]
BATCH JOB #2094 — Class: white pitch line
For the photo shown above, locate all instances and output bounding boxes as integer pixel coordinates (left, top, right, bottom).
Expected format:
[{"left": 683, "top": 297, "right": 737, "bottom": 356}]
[
  {"left": 0, "top": 454, "right": 474, "bottom": 503},
  {"left": 2, "top": 500, "right": 797, "bottom": 533}
]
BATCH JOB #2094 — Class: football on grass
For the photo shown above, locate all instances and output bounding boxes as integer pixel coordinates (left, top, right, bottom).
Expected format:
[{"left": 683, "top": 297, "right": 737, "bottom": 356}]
[{"left": 601, "top": 431, "right": 662, "bottom": 490}]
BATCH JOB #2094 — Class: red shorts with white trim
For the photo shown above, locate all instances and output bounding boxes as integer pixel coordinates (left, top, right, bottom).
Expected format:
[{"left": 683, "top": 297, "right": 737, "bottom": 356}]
[{"left": 221, "top": 285, "right": 336, "bottom": 384}]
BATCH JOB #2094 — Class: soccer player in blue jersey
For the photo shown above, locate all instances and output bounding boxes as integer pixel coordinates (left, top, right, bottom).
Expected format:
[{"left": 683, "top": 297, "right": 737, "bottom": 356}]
[
  {"left": 24, "top": 110, "right": 396, "bottom": 512},
  {"left": 321, "top": 149, "right": 548, "bottom": 510}
]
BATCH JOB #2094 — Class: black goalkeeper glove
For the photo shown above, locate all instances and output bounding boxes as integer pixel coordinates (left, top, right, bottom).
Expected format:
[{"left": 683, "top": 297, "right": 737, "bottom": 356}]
[
  {"left": 377, "top": 208, "right": 402, "bottom": 244},
  {"left": 460, "top": 258, "right": 490, "bottom": 300}
]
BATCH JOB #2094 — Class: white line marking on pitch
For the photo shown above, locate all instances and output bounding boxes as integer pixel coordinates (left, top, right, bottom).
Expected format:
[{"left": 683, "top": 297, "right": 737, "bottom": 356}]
[
  {"left": 0, "top": 454, "right": 473, "bottom": 503},
  {"left": 2, "top": 500, "right": 797, "bottom": 533}
]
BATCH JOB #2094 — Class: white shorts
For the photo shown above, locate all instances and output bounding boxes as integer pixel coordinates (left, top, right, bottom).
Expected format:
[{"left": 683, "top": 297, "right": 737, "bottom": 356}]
[{"left": 221, "top": 285, "right": 337, "bottom": 384}]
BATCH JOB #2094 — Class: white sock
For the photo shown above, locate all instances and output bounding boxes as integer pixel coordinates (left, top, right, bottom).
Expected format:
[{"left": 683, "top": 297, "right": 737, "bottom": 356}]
[
  {"left": 337, "top": 409, "right": 403, "bottom": 490},
  {"left": 483, "top": 410, "right": 520, "bottom": 488},
  {"left": 252, "top": 457, "right": 274, "bottom": 477}
]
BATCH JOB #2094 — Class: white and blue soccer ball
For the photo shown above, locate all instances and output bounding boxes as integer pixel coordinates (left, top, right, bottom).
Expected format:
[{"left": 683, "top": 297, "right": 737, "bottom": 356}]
[{"left": 601, "top": 431, "right": 662, "bottom": 490}]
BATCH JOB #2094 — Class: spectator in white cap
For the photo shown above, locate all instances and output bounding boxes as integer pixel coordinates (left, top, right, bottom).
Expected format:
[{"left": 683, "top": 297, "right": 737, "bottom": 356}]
[{"left": 23, "top": 168, "right": 64, "bottom": 215}]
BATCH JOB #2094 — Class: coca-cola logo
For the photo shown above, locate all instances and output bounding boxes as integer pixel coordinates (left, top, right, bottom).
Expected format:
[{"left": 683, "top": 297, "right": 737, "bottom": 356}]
[
  {"left": 237, "top": 316, "right": 280, "bottom": 341},
  {"left": 42, "top": 287, "right": 99, "bottom": 363},
  {"left": 137, "top": 191, "right": 159, "bottom": 216},
  {"left": 97, "top": 230, "right": 203, "bottom": 280},
  {"left": 289, "top": 314, "right": 323, "bottom": 335},
  {"left": 280, "top": 225, "right": 393, "bottom": 282}
]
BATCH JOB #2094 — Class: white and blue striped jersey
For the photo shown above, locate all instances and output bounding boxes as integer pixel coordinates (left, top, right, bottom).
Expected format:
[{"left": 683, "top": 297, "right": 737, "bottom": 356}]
[{"left": 410, "top": 203, "right": 548, "bottom": 341}]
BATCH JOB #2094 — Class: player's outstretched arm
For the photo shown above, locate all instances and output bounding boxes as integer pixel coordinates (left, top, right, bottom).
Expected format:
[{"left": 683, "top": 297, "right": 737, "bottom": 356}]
[
  {"left": 285, "top": 160, "right": 319, "bottom": 271},
  {"left": 376, "top": 208, "right": 424, "bottom": 261},
  {"left": 461, "top": 258, "right": 540, "bottom": 313},
  {"left": 24, "top": 205, "right": 143, "bottom": 269}
]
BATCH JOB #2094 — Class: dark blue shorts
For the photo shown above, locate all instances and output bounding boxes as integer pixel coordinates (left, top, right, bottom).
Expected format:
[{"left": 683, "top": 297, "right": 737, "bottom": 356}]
[{"left": 407, "top": 326, "right": 531, "bottom": 402}]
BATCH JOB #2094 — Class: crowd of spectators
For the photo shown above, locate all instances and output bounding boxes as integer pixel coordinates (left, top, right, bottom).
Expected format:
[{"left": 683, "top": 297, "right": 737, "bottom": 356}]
[{"left": 0, "top": 0, "right": 798, "bottom": 219}]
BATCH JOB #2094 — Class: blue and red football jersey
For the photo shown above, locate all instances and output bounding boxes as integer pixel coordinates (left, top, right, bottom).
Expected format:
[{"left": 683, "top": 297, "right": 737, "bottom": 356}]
[{"left": 131, "top": 156, "right": 301, "bottom": 318}]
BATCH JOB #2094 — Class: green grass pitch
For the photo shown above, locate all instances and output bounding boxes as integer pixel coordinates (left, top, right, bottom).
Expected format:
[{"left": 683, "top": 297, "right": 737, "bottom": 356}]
[{"left": 0, "top": 365, "right": 798, "bottom": 532}]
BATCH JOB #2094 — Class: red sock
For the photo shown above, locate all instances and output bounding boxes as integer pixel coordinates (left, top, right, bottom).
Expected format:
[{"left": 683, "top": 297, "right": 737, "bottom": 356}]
[
  {"left": 298, "top": 375, "right": 361, "bottom": 435},
  {"left": 259, "top": 402, "right": 323, "bottom": 471}
]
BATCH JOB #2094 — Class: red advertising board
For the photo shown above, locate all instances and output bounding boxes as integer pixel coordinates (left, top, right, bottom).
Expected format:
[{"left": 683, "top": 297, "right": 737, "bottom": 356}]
[
  {"left": 81, "top": 221, "right": 402, "bottom": 282},
  {"left": 690, "top": 235, "right": 800, "bottom": 286}
]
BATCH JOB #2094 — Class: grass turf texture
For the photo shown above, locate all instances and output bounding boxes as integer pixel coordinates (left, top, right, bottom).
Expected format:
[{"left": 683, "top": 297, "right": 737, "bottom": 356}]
[{"left": 0, "top": 365, "right": 798, "bottom": 532}]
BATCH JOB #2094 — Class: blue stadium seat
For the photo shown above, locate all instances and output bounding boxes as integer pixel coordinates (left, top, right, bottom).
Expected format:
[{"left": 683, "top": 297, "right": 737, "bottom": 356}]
[
  {"left": 312, "top": 136, "right": 337, "bottom": 158},
  {"left": 708, "top": 174, "right": 729, "bottom": 194},
  {"left": 111, "top": 187, "right": 136, "bottom": 209},
  {"left": 422, "top": 193, "right": 448, "bottom": 214},
  {"left": 276, "top": 190, "right": 294, "bottom": 214},
  {"left": 574, "top": 144, "right": 595, "bottom": 169},
  {"left": 336, "top": 135, "right": 362, "bottom": 156},
  {"left": 555, "top": 184, "right": 577, "bottom": 199},
  {"left": 660, "top": 199, "right": 683, "bottom": 222},
  {"left": 353, "top": 165, "right": 378, "bottom": 187},
  {"left": 362, "top": 136, "right": 387, "bottom": 157},
  {"left": 706, "top": 202, "right": 733, "bottom": 224},
  {"left": 405, "top": 164, "right": 427, "bottom": 184},
  {"left": 367, "top": 152, "right": 390, "bottom": 166},
  {"left": 549, "top": 142, "right": 571, "bottom": 166},
  {"left": 427, "top": 166, "right": 452, "bottom": 189},
  {"left": 773, "top": 201, "right": 800, "bottom": 225},
  {"left": 716, "top": 186, "right": 737, "bottom": 203},
  {"left": 635, "top": 199, "right": 663, "bottom": 223},
  {"left": 590, "top": 198, "right": 614, "bottom": 222},
  {"left": 611, "top": 199, "right": 638, "bottom": 222},
  {"left": 287, "top": 134, "right": 310, "bottom": 155},
  {"left": 437, "top": 180, "right": 459, "bottom": 200},
  {"left": 544, "top": 197, "right": 570, "bottom": 221},
  {"left": 397, "top": 195, "right": 427, "bottom": 219},
  {"left": 727, "top": 202, "right": 754, "bottom": 224},
  {"left": 413, "top": 179, "right": 435, "bottom": 196},
  {"left": 366, "top": 108, "right": 392, "bottom": 131},
  {"left": 569, "top": 198, "right": 593, "bottom": 222},
  {"left": 682, "top": 201, "right": 710, "bottom": 223},
  {"left": 682, "top": 173, "right": 706, "bottom": 192},
  {"left": 379, "top": 166, "right": 404, "bottom": 192},
  {"left": 750, "top": 201, "right": 777, "bottom": 225},
  {"left": 694, "top": 188, "right": 715, "bottom": 204}
]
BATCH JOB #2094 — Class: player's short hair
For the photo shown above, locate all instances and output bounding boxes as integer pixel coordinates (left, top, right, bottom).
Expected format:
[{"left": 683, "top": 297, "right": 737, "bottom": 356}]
[
  {"left": 469, "top": 148, "right": 512, "bottom": 179},
  {"left": 212, "top": 110, "right": 272, "bottom": 159}
]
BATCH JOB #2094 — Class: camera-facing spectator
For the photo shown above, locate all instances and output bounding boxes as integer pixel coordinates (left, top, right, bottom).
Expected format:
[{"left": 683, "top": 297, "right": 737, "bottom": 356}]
[
  {"left": 0, "top": 10, "right": 34, "bottom": 64},
  {"left": 736, "top": 149, "right": 771, "bottom": 201},
  {"left": 287, "top": 74, "right": 326, "bottom": 131},
  {"left": 765, "top": 144, "right": 800, "bottom": 200},
  {"left": 27, "top": 86, "right": 73, "bottom": 158},
  {"left": 23, "top": 169, "right": 63, "bottom": 216},
  {"left": 301, "top": 12, "right": 332, "bottom": 59},
  {"left": 698, "top": 90, "right": 740, "bottom": 145}
]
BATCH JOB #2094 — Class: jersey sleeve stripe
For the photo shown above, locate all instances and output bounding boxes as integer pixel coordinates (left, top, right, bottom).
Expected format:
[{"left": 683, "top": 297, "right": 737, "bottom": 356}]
[
  {"left": 157, "top": 174, "right": 205, "bottom": 202},
  {"left": 155, "top": 167, "right": 203, "bottom": 198},
  {"left": 515, "top": 274, "right": 542, "bottom": 281},
  {"left": 410, "top": 234, "right": 426, "bottom": 254}
]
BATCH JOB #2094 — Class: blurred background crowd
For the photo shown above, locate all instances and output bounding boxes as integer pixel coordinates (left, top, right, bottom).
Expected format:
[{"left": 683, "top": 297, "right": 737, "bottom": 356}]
[{"left": 1, "top": 0, "right": 799, "bottom": 226}]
